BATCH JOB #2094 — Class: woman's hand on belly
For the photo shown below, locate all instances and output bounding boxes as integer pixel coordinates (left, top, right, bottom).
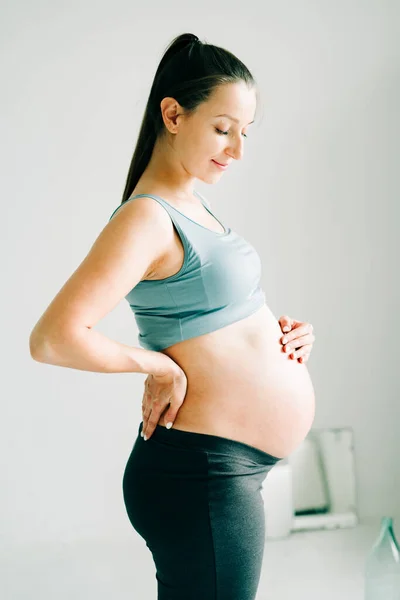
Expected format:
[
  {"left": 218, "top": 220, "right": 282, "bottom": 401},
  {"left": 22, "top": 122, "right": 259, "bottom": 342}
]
[
  {"left": 154, "top": 305, "right": 316, "bottom": 456},
  {"left": 278, "top": 315, "right": 315, "bottom": 363}
]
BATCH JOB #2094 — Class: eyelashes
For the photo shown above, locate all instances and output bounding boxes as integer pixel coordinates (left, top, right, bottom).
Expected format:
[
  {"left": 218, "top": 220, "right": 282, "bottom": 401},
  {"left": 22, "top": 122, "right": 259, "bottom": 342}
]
[{"left": 215, "top": 128, "right": 248, "bottom": 139}]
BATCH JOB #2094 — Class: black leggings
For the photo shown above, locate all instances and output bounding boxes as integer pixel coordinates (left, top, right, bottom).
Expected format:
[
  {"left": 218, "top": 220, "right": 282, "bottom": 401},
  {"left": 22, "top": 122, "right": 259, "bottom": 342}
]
[{"left": 122, "top": 421, "right": 283, "bottom": 600}]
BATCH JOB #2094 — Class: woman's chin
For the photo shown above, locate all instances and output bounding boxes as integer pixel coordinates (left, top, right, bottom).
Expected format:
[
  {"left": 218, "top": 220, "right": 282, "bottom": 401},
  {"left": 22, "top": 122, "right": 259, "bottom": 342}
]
[{"left": 203, "top": 169, "right": 225, "bottom": 182}]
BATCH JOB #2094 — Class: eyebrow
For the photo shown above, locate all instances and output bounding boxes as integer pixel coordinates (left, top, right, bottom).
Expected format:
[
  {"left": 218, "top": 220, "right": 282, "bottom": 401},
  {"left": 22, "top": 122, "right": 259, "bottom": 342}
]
[{"left": 214, "top": 113, "right": 255, "bottom": 125}]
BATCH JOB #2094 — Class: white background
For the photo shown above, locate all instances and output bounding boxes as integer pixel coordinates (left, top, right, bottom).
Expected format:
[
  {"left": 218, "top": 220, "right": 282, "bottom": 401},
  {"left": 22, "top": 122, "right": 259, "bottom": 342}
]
[{"left": 1, "top": 0, "right": 398, "bottom": 564}]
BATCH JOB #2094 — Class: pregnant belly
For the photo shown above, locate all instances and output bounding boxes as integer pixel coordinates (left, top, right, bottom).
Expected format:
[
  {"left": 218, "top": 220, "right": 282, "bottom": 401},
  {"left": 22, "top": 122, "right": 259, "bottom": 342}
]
[{"left": 160, "top": 304, "right": 316, "bottom": 459}]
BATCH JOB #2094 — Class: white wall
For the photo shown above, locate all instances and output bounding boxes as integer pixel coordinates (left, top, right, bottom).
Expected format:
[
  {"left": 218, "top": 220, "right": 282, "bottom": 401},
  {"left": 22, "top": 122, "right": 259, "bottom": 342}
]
[{"left": 2, "top": 0, "right": 398, "bottom": 553}]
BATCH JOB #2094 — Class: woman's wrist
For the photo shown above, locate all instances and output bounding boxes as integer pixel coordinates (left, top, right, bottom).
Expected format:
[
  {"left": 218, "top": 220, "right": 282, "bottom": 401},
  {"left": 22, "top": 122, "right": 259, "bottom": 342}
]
[{"left": 132, "top": 347, "right": 182, "bottom": 377}]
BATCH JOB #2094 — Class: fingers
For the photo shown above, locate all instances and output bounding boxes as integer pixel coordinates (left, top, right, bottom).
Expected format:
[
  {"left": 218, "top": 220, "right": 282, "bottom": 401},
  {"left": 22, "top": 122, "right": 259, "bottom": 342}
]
[
  {"left": 281, "top": 327, "right": 315, "bottom": 364},
  {"left": 282, "top": 342, "right": 312, "bottom": 362},
  {"left": 292, "top": 345, "right": 312, "bottom": 362},
  {"left": 142, "top": 400, "right": 174, "bottom": 441},
  {"left": 298, "top": 352, "right": 311, "bottom": 363},
  {"left": 141, "top": 400, "right": 161, "bottom": 441},
  {"left": 141, "top": 401, "right": 152, "bottom": 440},
  {"left": 281, "top": 327, "right": 315, "bottom": 347},
  {"left": 282, "top": 333, "right": 314, "bottom": 353},
  {"left": 142, "top": 411, "right": 158, "bottom": 441},
  {"left": 279, "top": 315, "right": 292, "bottom": 333},
  {"left": 141, "top": 369, "right": 187, "bottom": 441},
  {"left": 141, "top": 407, "right": 160, "bottom": 441}
]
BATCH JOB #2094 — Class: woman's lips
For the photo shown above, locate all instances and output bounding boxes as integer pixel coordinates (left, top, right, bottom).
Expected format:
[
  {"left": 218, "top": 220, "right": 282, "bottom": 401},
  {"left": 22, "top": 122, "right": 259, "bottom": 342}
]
[{"left": 211, "top": 159, "right": 228, "bottom": 170}]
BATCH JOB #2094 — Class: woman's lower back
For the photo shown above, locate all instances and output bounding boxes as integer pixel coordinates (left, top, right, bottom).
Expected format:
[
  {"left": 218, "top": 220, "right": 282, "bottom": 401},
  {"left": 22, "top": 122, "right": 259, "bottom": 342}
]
[{"left": 159, "top": 303, "right": 316, "bottom": 459}]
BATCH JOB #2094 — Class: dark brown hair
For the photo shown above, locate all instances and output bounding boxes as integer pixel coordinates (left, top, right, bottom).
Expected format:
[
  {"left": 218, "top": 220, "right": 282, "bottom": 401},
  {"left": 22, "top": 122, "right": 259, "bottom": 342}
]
[{"left": 120, "top": 32, "right": 258, "bottom": 204}]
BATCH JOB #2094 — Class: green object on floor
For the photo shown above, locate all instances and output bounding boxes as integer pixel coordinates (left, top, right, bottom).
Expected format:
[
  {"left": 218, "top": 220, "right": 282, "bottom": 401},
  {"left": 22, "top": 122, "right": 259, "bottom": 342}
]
[{"left": 365, "top": 517, "right": 400, "bottom": 599}]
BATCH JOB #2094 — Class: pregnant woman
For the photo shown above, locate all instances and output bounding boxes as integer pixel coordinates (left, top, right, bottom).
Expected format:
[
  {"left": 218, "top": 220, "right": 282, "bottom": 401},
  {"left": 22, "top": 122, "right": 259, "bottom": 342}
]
[{"left": 30, "top": 33, "right": 316, "bottom": 600}]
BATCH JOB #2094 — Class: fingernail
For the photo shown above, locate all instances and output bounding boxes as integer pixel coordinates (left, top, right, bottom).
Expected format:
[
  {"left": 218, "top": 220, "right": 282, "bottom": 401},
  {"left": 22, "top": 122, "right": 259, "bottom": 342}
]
[
  {"left": 144, "top": 434, "right": 147, "bottom": 441},
  {"left": 140, "top": 431, "right": 144, "bottom": 437},
  {"left": 166, "top": 422, "right": 173, "bottom": 429},
  {"left": 283, "top": 326, "right": 290, "bottom": 332},
  {"left": 282, "top": 337, "right": 287, "bottom": 344}
]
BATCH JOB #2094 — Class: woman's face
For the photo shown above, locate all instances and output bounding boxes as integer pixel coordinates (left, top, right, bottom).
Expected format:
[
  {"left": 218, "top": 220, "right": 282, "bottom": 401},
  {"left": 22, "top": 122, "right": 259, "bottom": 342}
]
[{"left": 170, "top": 81, "right": 257, "bottom": 183}]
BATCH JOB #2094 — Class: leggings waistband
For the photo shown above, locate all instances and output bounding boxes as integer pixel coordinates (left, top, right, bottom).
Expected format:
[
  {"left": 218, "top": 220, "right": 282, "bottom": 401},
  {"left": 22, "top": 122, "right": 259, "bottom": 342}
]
[{"left": 139, "top": 421, "right": 283, "bottom": 466}]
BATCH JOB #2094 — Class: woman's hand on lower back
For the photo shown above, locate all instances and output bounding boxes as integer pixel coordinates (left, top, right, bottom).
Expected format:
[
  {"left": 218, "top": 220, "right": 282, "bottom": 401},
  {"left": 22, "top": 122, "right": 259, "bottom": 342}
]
[{"left": 140, "top": 364, "right": 188, "bottom": 441}]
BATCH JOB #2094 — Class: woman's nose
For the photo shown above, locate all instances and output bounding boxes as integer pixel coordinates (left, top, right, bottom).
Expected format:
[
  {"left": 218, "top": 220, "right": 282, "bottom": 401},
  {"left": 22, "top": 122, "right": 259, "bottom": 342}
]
[{"left": 226, "top": 137, "right": 244, "bottom": 161}]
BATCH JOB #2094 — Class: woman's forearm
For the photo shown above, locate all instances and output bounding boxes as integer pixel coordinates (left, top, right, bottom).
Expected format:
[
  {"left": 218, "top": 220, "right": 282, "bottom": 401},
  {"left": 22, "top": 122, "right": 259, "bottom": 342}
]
[{"left": 29, "top": 326, "right": 177, "bottom": 376}]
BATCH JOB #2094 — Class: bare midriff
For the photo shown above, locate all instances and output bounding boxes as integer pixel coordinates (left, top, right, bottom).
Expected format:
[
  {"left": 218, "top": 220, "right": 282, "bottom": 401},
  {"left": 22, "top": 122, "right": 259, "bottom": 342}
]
[
  {"left": 132, "top": 186, "right": 316, "bottom": 459},
  {"left": 158, "top": 303, "right": 316, "bottom": 460}
]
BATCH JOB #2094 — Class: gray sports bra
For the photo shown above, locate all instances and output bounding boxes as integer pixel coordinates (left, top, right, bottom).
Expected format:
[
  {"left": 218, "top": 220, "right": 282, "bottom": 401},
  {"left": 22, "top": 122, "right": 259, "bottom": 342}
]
[{"left": 108, "top": 190, "right": 265, "bottom": 351}]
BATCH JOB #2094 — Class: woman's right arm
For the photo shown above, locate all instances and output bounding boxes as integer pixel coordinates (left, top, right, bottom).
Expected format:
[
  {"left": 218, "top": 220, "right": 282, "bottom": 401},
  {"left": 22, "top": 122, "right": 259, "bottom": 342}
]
[
  {"left": 30, "top": 325, "right": 180, "bottom": 376},
  {"left": 29, "top": 196, "right": 180, "bottom": 377}
]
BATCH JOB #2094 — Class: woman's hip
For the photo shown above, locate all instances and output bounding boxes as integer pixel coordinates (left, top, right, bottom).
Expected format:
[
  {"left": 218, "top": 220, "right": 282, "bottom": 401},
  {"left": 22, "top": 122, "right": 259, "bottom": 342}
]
[
  {"left": 122, "top": 421, "right": 282, "bottom": 537},
  {"left": 121, "top": 421, "right": 282, "bottom": 599}
]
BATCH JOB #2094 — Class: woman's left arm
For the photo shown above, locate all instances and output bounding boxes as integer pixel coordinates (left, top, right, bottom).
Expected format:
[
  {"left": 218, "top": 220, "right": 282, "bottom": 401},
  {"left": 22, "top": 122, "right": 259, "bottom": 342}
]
[{"left": 278, "top": 316, "right": 315, "bottom": 364}]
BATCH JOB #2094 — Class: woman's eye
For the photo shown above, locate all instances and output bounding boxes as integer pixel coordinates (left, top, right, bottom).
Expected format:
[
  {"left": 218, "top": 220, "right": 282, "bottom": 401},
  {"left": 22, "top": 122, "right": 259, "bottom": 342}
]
[{"left": 215, "top": 128, "right": 248, "bottom": 138}]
